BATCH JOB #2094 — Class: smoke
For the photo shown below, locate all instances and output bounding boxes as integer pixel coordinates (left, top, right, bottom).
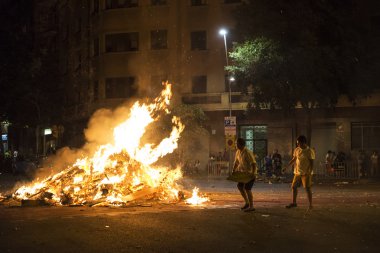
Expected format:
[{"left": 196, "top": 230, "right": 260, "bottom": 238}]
[
  {"left": 32, "top": 101, "right": 135, "bottom": 180},
  {"left": 36, "top": 94, "right": 179, "bottom": 179},
  {"left": 84, "top": 105, "right": 133, "bottom": 146}
]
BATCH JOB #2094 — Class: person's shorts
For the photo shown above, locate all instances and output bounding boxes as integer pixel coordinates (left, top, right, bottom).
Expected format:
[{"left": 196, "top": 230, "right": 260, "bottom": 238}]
[
  {"left": 237, "top": 177, "right": 255, "bottom": 190},
  {"left": 291, "top": 174, "right": 312, "bottom": 189}
]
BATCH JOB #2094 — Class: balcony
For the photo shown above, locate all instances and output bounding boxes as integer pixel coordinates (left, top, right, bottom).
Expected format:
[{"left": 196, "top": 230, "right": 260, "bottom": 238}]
[{"left": 181, "top": 92, "right": 249, "bottom": 112}]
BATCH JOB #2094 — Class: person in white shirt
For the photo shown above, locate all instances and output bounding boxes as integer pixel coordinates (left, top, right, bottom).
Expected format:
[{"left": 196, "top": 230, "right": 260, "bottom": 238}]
[
  {"left": 233, "top": 138, "right": 257, "bottom": 212},
  {"left": 285, "top": 135, "right": 315, "bottom": 210}
]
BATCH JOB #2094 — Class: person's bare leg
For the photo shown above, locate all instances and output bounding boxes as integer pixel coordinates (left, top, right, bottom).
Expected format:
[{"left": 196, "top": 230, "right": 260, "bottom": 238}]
[
  {"left": 306, "top": 187, "right": 313, "bottom": 209},
  {"left": 246, "top": 190, "right": 254, "bottom": 208},
  {"left": 238, "top": 187, "right": 248, "bottom": 204},
  {"left": 237, "top": 184, "right": 249, "bottom": 209},
  {"left": 292, "top": 187, "right": 298, "bottom": 204},
  {"left": 243, "top": 189, "right": 255, "bottom": 212}
]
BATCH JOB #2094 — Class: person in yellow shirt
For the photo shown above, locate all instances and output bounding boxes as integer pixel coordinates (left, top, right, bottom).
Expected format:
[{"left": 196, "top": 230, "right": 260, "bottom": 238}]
[
  {"left": 233, "top": 138, "right": 257, "bottom": 212},
  {"left": 286, "top": 135, "right": 314, "bottom": 210}
]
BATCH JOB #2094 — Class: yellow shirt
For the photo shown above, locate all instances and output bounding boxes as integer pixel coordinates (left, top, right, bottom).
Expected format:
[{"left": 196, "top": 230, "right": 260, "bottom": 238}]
[
  {"left": 234, "top": 147, "right": 257, "bottom": 175},
  {"left": 293, "top": 146, "right": 314, "bottom": 175}
]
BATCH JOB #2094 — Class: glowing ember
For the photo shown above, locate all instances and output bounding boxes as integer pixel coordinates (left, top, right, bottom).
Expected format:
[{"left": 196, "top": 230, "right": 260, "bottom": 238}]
[
  {"left": 6, "top": 82, "right": 206, "bottom": 206},
  {"left": 185, "top": 187, "right": 209, "bottom": 205}
]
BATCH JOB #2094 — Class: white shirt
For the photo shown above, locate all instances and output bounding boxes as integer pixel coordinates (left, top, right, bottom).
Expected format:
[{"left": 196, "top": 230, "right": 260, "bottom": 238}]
[
  {"left": 234, "top": 147, "right": 257, "bottom": 175},
  {"left": 293, "top": 146, "right": 315, "bottom": 175}
]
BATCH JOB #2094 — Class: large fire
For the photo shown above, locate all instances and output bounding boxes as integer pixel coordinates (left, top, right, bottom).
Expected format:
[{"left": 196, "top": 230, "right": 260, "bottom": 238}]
[{"left": 9, "top": 83, "right": 208, "bottom": 206}]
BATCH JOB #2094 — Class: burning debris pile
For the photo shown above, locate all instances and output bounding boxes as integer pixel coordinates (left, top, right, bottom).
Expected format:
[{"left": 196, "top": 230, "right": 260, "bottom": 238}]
[
  {"left": 1, "top": 83, "right": 208, "bottom": 207},
  {"left": 12, "top": 153, "right": 183, "bottom": 207}
]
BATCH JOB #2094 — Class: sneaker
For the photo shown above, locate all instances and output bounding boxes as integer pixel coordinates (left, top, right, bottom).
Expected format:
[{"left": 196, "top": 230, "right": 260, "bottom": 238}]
[
  {"left": 286, "top": 203, "right": 297, "bottom": 209},
  {"left": 244, "top": 207, "right": 256, "bottom": 212},
  {"left": 240, "top": 203, "right": 249, "bottom": 210}
]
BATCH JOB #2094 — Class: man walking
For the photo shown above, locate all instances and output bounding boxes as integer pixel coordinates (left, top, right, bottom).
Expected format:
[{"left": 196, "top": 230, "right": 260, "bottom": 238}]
[
  {"left": 233, "top": 138, "right": 257, "bottom": 212},
  {"left": 286, "top": 135, "right": 315, "bottom": 211}
]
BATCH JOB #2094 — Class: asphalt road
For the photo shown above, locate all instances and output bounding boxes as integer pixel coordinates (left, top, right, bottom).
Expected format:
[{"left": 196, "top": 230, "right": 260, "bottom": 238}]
[{"left": 1, "top": 178, "right": 380, "bottom": 253}]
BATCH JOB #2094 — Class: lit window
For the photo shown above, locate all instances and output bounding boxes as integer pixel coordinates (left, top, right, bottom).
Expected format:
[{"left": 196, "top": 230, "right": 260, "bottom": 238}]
[
  {"left": 191, "top": 31, "right": 207, "bottom": 50},
  {"left": 105, "top": 33, "right": 139, "bottom": 52}
]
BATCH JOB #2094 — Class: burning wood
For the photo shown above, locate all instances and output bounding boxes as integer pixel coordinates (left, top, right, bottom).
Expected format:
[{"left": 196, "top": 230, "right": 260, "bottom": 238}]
[{"left": 0, "top": 83, "right": 208, "bottom": 207}]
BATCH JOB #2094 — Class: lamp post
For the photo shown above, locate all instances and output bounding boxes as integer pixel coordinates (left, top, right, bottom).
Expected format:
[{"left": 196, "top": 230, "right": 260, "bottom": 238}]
[{"left": 219, "top": 28, "right": 234, "bottom": 174}]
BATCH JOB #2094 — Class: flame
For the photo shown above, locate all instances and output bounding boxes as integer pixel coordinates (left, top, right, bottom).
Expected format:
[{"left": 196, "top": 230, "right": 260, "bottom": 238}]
[
  {"left": 9, "top": 82, "right": 205, "bottom": 206},
  {"left": 185, "top": 187, "right": 209, "bottom": 205}
]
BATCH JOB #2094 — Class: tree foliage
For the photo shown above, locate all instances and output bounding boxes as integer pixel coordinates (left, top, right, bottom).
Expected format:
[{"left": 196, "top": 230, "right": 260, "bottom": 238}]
[{"left": 228, "top": 0, "right": 377, "bottom": 112}]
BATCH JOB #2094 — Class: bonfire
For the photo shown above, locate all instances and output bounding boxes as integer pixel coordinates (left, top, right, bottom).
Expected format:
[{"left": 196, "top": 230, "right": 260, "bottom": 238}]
[{"left": 2, "top": 83, "right": 208, "bottom": 207}]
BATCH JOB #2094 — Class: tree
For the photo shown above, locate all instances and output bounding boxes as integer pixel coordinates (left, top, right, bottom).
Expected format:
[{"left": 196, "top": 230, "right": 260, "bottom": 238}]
[
  {"left": 172, "top": 104, "right": 209, "bottom": 171},
  {"left": 228, "top": 0, "right": 377, "bottom": 143},
  {"left": 144, "top": 103, "right": 209, "bottom": 170}
]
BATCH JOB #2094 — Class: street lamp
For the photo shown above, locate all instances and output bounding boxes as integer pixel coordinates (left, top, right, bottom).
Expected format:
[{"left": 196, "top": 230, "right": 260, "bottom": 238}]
[{"left": 219, "top": 29, "right": 229, "bottom": 67}]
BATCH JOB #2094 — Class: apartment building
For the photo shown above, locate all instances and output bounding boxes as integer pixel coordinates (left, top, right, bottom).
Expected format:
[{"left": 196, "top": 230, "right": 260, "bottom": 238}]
[
  {"left": 52, "top": 0, "right": 242, "bottom": 163},
  {"left": 47, "top": 0, "right": 380, "bottom": 172}
]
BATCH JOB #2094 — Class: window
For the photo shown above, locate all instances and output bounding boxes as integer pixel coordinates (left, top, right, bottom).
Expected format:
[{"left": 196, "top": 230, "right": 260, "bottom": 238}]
[
  {"left": 62, "top": 24, "right": 69, "bottom": 41},
  {"left": 351, "top": 122, "right": 380, "bottom": 150},
  {"left": 105, "top": 77, "right": 137, "bottom": 99},
  {"left": 75, "top": 51, "right": 82, "bottom": 71},
  {"left": 93, "top": 0, "right": 99, "bottom": 13},
  {"left": 224, "top": 0, "right": 241, "bottom": 3},
  {"left": 77, "top": 91, "right": 81, "bottom": 104},
  {"left": 106, "top": 0, "right": 138, "bottom": 9},
  {"left": 105, "top": 33, "right": 139, "bottom": 52},
  {"left": 62, "top": 54, "right": 68, "bottom": 74},
  {"left": 93, "top": 81, "right": 99, "bottom": 101},
  {"left": 370, "top": 15, "right": 380, "bottom": 35},
  {"left": 151, "top": 0, "right": 166, "bottom": 5},
  {"left": 75, "top": 17, "right": 81, "bottom": 33},
  {"left": 191, "top": 0, "right": 207, "bottom": 6},
  {"left": 191, "top": 31, "right": 207, "bottom": 50},
  {"left": 151, "top": 30, "right": 167, "bottom": 50},
  {"left": 93, "top": 37, "right": 99, "bottom": 56},
  {"left": 192, "top": 75, "right": 207, "bottom": 93}
]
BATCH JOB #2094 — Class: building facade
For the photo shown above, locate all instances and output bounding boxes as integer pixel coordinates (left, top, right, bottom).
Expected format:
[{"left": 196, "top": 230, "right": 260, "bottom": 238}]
[
  {"left": 44, "top": 0, "right": 380, "bottom": 174},
  {"left": 52, "top": 0, "right": 241, "bottom": 165}
]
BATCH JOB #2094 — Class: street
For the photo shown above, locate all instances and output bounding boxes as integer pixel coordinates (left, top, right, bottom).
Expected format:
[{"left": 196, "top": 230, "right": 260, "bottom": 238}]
[{"left": 1, "top": 178, "right": 380, "bottom": 253}]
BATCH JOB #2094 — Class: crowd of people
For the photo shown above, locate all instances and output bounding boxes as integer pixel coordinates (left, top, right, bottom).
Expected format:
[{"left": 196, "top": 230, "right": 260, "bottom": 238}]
[
  {"left": 263, "top": 149, "right": 283, "bottom": 178},
  {"left": 325, "top": 149, "right": 379, "bottom": 178}
]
